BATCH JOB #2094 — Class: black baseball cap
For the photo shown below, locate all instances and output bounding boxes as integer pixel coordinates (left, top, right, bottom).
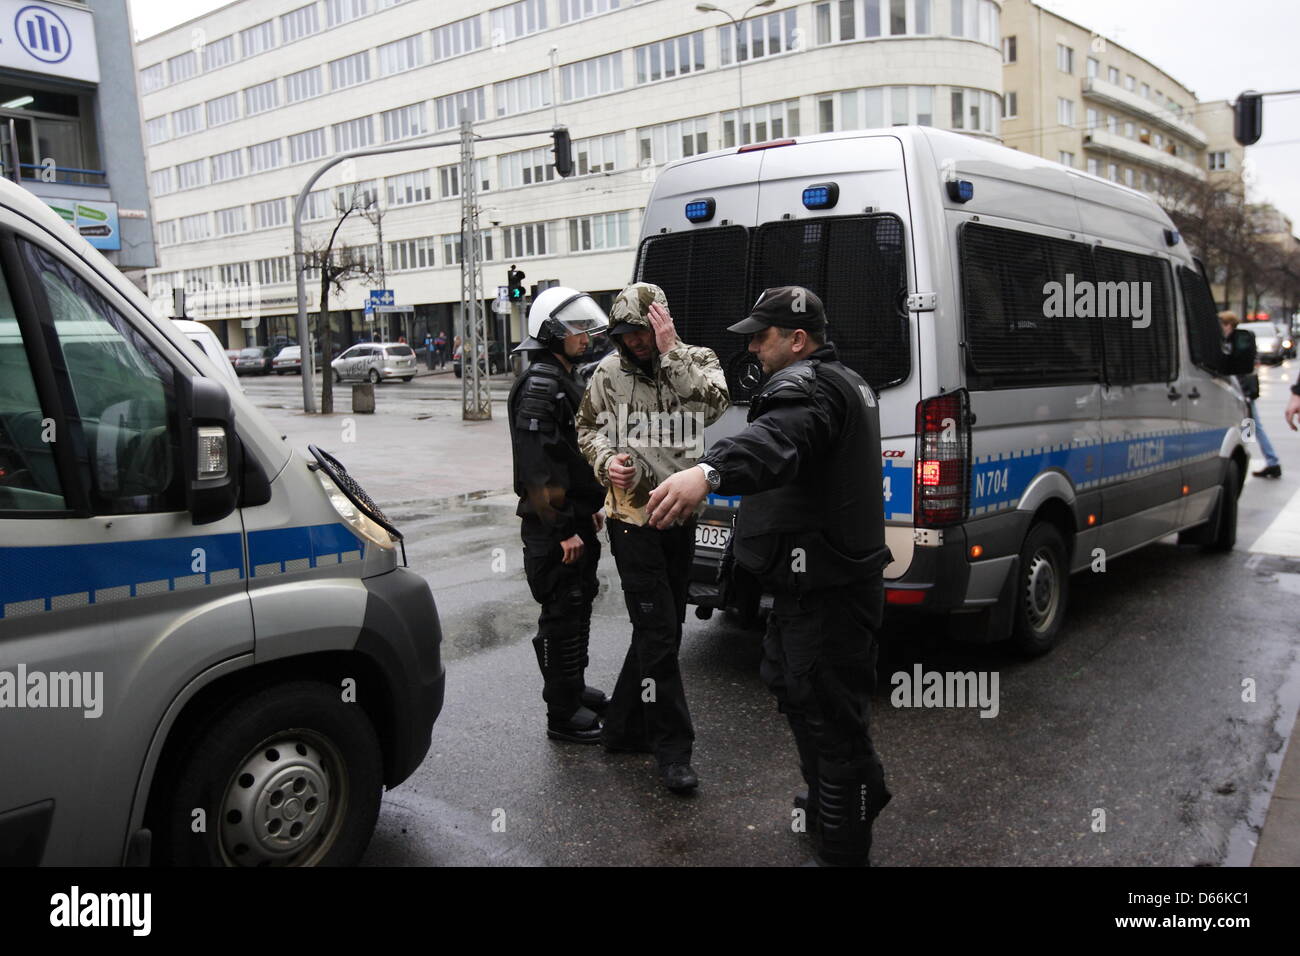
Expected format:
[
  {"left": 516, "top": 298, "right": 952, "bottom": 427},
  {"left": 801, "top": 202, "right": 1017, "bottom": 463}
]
[{"left": 727, "top": 286, "right": 826, "bottom": 334}]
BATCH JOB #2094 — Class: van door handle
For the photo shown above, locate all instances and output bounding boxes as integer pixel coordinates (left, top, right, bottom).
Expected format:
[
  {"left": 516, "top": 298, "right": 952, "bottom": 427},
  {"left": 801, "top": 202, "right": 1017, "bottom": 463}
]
[
  {"left": 1187, "top": 387, "right": 1200, "bottom": 400},
  {"left": 1166, "top": 387, "right": 1181, "bottom": 400}
]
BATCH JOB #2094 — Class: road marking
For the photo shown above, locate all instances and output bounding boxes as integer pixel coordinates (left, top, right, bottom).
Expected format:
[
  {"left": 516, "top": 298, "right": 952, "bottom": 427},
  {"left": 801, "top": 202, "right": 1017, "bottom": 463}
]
[{"left": 1249, "top": 486, "right": 1300, "bottom": 557}]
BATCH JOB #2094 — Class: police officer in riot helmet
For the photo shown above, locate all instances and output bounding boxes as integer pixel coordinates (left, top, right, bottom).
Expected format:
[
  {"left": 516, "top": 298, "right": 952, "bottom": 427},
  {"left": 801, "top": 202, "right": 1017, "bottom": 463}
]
[
  {"left": 647, "top": 286, "right": 892, "bottom": 865},
  {"left": 508, "top": 286, "right": 612, "bottom": 742}
]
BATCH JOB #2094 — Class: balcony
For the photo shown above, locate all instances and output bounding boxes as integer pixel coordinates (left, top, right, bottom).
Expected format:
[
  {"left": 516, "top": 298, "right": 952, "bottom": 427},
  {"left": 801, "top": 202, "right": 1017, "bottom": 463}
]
[
  {"left": 1082, "top": 127, "right": 1206, "bottom": 180},
  {"left": 1081, "top": 77, "right": 1208, "bottom": 148}
]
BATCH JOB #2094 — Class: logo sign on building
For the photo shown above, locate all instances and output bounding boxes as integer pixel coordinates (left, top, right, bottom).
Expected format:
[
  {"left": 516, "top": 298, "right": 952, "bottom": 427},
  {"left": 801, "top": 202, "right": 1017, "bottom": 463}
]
[
  {"left": 42, "top": 197, "right": 120, "bottom": 251},
  {"left": 0, "top": 1, "right": 100, "bottom": 83}
]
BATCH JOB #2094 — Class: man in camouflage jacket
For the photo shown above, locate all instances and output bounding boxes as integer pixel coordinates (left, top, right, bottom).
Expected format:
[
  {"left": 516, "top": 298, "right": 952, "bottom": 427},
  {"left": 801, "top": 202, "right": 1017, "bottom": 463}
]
[{"left": 576, "top": 282, "right": 729, "bottom": 793}]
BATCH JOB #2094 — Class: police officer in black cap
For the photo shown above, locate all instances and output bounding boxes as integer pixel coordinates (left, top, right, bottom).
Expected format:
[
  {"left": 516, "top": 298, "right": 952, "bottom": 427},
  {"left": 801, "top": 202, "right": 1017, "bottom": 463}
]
[
  {"left": 647, "top": 286, "right": 892, "bottom": 865},
  {"left": 509, "top": 285, "right": 612, "bottom": 743}
]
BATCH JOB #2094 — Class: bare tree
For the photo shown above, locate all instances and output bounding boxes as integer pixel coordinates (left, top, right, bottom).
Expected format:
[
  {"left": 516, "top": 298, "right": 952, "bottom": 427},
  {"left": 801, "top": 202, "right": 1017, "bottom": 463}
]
[{"left": 305, "top": 184, "right": 378, "bottom": 413}]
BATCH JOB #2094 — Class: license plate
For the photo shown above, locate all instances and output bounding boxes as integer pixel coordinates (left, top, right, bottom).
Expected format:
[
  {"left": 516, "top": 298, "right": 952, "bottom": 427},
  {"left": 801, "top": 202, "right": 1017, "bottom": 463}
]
[{"left": 694, "top": 523, "right": 731, "bottom": 550}]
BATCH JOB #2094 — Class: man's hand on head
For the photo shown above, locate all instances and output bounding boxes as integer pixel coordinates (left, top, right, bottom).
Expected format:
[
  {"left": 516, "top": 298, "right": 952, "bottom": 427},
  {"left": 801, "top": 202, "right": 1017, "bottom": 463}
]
[
  {"left": 648, "top": 302, "right": 679, "bottom": 354},
  {"left": 646, "top": 466, "right": 710, "bottom": 529}
]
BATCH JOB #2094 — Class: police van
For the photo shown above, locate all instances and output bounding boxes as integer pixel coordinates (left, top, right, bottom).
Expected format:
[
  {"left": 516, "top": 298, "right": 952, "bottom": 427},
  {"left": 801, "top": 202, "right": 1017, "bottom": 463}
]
[
  {"left": 0, "top": 179, "right": 445, "bottom": 865},
  {"left": 636, "top": 127, "right": 1255, "bottom": 655}
]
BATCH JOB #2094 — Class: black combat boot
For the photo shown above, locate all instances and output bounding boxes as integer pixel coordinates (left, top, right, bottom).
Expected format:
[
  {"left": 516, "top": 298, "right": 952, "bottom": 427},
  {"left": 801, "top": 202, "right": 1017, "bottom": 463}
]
[
  {"left": 534, "top": 634, "right": 603, "bottom": 743},
  {"left": 815, "top": 762, "right": 891, "bottom": 867}
]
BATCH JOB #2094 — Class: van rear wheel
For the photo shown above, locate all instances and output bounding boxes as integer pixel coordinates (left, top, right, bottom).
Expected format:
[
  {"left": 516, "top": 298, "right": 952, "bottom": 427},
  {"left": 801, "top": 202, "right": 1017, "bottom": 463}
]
[
  {"left": 160, "top": 681, "right": 383, "bottom": 867},
  {"left": 1010, "top": 522, "right": 1070, "bottom": 657}
]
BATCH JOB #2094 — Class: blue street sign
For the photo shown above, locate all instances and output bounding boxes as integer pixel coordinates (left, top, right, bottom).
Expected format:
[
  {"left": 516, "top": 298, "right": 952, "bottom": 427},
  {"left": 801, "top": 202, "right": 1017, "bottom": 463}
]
[{"left": 367, "top": 289, "right": 394, "bottom": 308}]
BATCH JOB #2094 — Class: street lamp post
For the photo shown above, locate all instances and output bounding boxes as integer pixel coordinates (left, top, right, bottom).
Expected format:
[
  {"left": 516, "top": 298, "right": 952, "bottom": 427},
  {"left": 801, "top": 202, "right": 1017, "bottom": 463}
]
[{"left": 696, "top": 0, "right": 775, "bottom": 140}]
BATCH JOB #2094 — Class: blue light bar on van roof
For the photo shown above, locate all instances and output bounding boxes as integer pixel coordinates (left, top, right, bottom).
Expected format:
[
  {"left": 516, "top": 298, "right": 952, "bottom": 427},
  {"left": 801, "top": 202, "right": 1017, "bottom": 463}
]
[
  {"left": 946, "top": 179, "right": 974, "bottom": 203},
  {"left": 685, "top": 198, "right": 715, "bottom": 223},
  {"left": 802, "top": 183, "right": 839, "bottom": 209}
]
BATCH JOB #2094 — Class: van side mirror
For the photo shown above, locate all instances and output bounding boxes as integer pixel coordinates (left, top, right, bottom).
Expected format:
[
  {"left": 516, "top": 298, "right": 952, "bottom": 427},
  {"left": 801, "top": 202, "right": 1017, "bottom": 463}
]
[
  {"left": 1223, "top": 329, "right": 1256, "bottom": 376},
  {"left": 176, "top": 374, "right": 241, "bottom": 525}
]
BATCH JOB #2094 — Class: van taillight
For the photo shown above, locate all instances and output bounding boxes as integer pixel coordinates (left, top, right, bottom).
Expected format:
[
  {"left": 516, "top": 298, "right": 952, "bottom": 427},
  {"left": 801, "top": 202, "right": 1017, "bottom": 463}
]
[{"left": 914, "top": 390, "right": 971, "bottom": 527}]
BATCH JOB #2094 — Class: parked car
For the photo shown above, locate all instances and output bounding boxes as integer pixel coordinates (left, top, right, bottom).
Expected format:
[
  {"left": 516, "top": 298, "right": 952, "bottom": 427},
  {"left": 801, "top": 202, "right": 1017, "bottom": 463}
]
[
  {"left": 331, "top": 342, "right": 418, "bottom": 383},
  {"left": 224, "top": 348, "right": 240, "bottom": 366},
  {"left": 234, "top": 345, "right": 276, "bottom": 375},
  {"left": 1241, "top": 321, "right": 1285, "bottom": 365},
  {"left": 452, "top": 340, "right": 505, "bottom": 377},
  {"left": 173, "top": 318, "right": 242, "bottom": 391}
]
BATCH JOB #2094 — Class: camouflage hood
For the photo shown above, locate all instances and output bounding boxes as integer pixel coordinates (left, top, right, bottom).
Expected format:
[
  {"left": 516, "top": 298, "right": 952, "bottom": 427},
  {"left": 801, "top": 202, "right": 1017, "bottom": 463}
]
[{"left": 608, "top": 282, "right": 667, "bottom": 334}]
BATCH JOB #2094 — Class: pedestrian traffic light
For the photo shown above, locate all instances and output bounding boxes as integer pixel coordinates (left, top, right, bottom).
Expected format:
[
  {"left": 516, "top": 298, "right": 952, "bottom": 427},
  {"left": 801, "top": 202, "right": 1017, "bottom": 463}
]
[
  {"left": 552, "top": 127, "right": 573, "bottom": 177},
  {"left": 508, "top": 266, "right": 525, "bottom": 301},
  {"left": 1234, "top": 91, "right": 1262, "bottom": 146}
]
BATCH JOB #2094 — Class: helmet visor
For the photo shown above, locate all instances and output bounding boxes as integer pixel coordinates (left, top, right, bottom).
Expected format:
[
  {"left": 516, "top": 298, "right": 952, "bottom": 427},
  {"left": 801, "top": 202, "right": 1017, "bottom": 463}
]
[{"left": 551, "top": 292, "right": 609, "bottom": 337}]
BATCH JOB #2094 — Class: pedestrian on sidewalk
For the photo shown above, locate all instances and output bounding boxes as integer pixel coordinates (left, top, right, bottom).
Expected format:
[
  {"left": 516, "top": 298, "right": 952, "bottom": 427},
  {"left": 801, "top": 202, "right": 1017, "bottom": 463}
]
[
  {"left": 509, "top": 287, "right": 612, "bottom": 743},
  {"left": 435, "top": 329, "right": 448, "bottom": 369},
  {"left": 424, "top": 332, "right": 434, "bottom": 370},
  {"left": 1221, "top": 311, "right": 1282, "bottom": 478},
  {"left": 577, "top": 282, "right": 729, "bottom": 794}
]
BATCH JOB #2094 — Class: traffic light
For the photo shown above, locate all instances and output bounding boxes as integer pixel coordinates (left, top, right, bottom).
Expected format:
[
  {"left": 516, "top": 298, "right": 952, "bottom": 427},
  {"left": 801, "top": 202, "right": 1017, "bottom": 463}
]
[
  {"left": 508, "top": 266, "right": 525, "bottom": 301},
  {"left": 552, "top": 127, "right": 573, "bottom": 177},
  {"left": 1234, "top": 91, "right": 1262, "bottom": 146}
]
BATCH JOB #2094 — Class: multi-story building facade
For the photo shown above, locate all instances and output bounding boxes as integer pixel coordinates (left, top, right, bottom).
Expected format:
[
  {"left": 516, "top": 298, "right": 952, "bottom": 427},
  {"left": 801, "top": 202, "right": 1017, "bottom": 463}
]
[
  {"left": 1, "top": 0, "right": 154, "bottom": 272},
  {"left": 136, "top": 0, "right": 1006, "bottom": 349},
  {"left": 1000, "top": 0, "right": 1224, "bottom": 195}
]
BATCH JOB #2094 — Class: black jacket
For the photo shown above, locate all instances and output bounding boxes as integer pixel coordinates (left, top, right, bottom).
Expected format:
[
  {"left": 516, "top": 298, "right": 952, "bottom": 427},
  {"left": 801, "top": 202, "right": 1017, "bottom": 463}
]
[{"left": 508, "top": 352, "right": 606, "bottom": 539}]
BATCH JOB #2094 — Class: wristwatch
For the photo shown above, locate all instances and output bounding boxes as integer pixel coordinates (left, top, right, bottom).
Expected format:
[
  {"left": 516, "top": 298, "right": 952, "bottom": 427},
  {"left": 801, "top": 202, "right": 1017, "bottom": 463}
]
[{"left": 696, "top": 462, "right": 722, "bottom": 492}]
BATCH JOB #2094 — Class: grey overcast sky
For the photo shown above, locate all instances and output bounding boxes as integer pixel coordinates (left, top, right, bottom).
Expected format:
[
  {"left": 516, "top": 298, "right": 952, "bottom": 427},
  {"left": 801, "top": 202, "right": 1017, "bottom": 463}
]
[{"left": 127, "top": 0, "right": 1300, "bottom": 231}]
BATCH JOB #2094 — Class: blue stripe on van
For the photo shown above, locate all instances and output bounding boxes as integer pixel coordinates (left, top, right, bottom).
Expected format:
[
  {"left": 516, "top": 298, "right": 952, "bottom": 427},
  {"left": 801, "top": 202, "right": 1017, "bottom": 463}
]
[{"left": 247, "top": 523, "right": 365, "bottom": 576}]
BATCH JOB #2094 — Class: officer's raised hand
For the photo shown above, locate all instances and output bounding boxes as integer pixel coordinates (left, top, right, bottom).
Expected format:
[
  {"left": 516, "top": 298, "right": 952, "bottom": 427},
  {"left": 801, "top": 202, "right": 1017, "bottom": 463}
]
[
  {"left": 648, "top": 302, "right": 679, "bottom": 353},
  {"left": 560, "top": 533, "right": 585, "bottom": 564},
  {"left": 647, "top": 467, "right": 710, "bottom": 529}
]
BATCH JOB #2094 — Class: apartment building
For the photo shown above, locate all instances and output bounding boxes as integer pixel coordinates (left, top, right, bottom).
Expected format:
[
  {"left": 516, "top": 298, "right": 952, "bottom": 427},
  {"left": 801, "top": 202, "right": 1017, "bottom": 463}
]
[
  {"left": 1000, "top": 0, "right": 1232, "bottom": 195},
  {"left": 0, "top": 0, "right": 154, "bottom": 271},
  {"left": 136, "top": 0, "right": 1006, "bottom": 348}
]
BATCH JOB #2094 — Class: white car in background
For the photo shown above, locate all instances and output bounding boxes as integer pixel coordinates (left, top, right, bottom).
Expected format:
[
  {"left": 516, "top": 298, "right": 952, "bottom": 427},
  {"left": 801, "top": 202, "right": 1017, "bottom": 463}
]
[
  {"left": 172, "top": 318, "right": 242, "bottom": 391},
  {"left": 331, "top": 342, "right": 418, "bottom": 383}
]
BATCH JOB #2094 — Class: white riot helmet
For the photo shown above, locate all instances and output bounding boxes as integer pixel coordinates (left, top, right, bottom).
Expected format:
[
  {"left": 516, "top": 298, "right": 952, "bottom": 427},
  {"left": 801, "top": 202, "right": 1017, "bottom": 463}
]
[{"left": 516, "top": 286, "right": 608, "bottom": 353}]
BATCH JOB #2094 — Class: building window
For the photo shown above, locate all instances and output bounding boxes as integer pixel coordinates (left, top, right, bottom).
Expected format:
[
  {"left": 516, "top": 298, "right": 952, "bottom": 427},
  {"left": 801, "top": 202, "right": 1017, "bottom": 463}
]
[
  {"left": 202, "top": 35, "right": 236, "bottom": 71},
  {"left": 436, "top": 88, "right": 487, "bottom": 130},
  {"left": 326, "top": 0, "right": 370, "bottom": 27},
  {"left": 248, "top": 139, "right": 283, "bottom": 172},
  {"left": 180, "top": 213, "right": 211, "bottom": 243},
  {"left": 433, "top": 15, "right": 483, "bottom": 60},
  {"left": 1140, "top": 81, "right": 1150, "bottom": 99},
  {"left": 1057, "top": 97, "right": 1075, "bottom": 126},
  {"left": 240, "top": 20, "right": 276, "bottom": 58},
  {"left": 243, "top": 80, "right": 279, "bottom": 117},
  {"left": 145, "top": 116, "right": 170, "bottom": 145},
  {"left": 437, "top": 160, "right": 490, "bottom": 197},
  {"left": 574, "top": 132, "right": 625, "bottom": 175},
  {"left": 1124, "top": 167, "right": 1134, "bottom": 186},
  {"left": 561, "top": 52, "right": 623, "bottom": 102},
  {"left": 289, "top": 128, "right": 329, "bottom": 163},
  {"left": 720, "top": 8, "right": 798, "bottom": 65},
  {"left": 334, "top": 180, "right": 378, "bottom": 210},
  {"left": 1003, "top": 91, "right": 1017, "bottom": 118},
  {"left": 176, "top": 159, "right": 207, "bottom": 190},
  {"left": 1108, "top": 163, "right": 1119, "bottom": 182},
  {"left": 638, "top": 116, "right": 709, "bottom": 165},
  {"left": 723, "top": 99, "right": 801, "bottom": 148},
  {"left": 503, "top": 221, "right": 556, "bottom": 259},
  {"left": 947, "top": 88, "right": 998, "bottom": 134},
  {"left": 281, "top": 4, "right": 321, "bottom": 43},
  {"left": 215, "top": 206, "right": 248, "bottom": 237},
  {"left": 950, "top": 0, "right": 998, "bottom": 44},
  {"left": 1056, "top": 44, "right": 1073, "bottom": 74},
  {"left": 329, "top": 51, "right": 371, "bottom": 90},
  {"left": 1087, "top": 56, "right": 1098, "bottom": 78},
  {"left": 568, "top": 211, "right": 631, "bottom": 252},
  {"left": 205, "top": 93, "right": 240, "bottom": 128},
  {"left": 385, "top": 170, "right": 433, "bottom": 206},
  {"left": 150, "top": 168, "right": 175, "bottom": 196},
  {"left": 490, "top": 0, "right": 548, "bottom": 44},
  {"left": 1002, "top": 34, "right": 1016, "bottom": 62},
  {"left": 494, "top": 71, "right": 551, "bottom": 117},
  {"left": 1124, "top": 121, "right": 1134, "bottom": 139},
  {"left": 635, "top": 32, "right": 705, "bottom": 84},
  {"left": 1086, "top": 158, "right": 1100, "bottom": 176},
  {"left": 1085, "top": 108, "right": 1098, "bottom": 130},
  {"left": 1058, "top": 151, "right": 1075, "bottom": 167},
  {"left": 218, "top": 262, "right": 251, "bottom": 287},
  {"left": 156, "top": 221, "right": 177, "bottom": 246},
  {"left": 285, "top": 67, "right": 323, "bottom": 103},
  {"left": 333, "top": 116, "right": 375, "bottom": 152},
  {"left": 378, "top": 34, "right": 425, "bottom": 76},
  {"left": 211, "top": 149, "right": 244, "bottom": 183},
  {"left": 381, "top": 103, "right": 428, "bottom": 142},
  {"left": 1124, "top": 74, "right": 1136, "bottom": 91},
  {"left": 1208, "top": 151, "right": 1229, "bottom": 171},
  {"left": 559, "top": 0, "right": 621, "bottom": 23},
  {"left": 1106, "top": 113, "right": 1117, "bottom": 133},
  {"left": 442, "top": 231, "right": 494, "bottom": 265},
  {"left": 252, "top": 198, "right": 288, "bottom": 229},
  {"left": 499, "top": 146, "right": 557, "bottom": 188},
  {"left": 1107, "top": 66, "right": 1120, "bottom": 85},
  {"left": 171, "top": 105, "right": 202, "bottom": 137},
  {"left": 387, "top": 237, "right": 436, "bottom": 271},
  {"left": 167, "top": 51, "right": 198, "bottom": 84},
  {"left": 302, "top": 189, "right": 331, "bottom": 221},
  {"left": 256, "top": 256, "right": 293, "bottom": 285},
  {"left": 140, "top": 63, "right": 165, "bottom": 93}
]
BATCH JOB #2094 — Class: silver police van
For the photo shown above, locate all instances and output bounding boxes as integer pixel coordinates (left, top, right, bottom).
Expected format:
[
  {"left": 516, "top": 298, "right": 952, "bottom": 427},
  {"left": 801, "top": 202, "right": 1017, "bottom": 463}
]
[
  {"left": 637, "top": 127, "right": 1254, "bottom": 655},
  {"left": 0, "top": 180, "right": 444, "bottom": 865}
]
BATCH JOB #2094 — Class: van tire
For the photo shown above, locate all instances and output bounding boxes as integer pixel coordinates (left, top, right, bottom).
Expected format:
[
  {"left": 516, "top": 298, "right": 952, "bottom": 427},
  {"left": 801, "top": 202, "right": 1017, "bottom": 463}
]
[
  {"left": 1010, "top": 522, "right": 1070, "bottom": 657},
  {"left": 160, "top": 681, "right": 383, "bottom": 867},
  {"left": 1207, "top": 462, "right": 1240, "bottom": 552}
]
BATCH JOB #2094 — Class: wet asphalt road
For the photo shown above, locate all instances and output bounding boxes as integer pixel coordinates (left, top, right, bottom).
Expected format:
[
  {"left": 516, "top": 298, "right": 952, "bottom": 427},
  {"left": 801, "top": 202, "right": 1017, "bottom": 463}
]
[{"left": 240, "top": 374, "right": 1300, "bottom": 866}]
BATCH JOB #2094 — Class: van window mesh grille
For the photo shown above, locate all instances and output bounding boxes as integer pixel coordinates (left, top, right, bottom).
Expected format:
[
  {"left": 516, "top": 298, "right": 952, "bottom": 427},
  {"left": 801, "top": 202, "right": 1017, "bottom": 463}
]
[
  {"left": 960, "top": 223, "right": 1101, "bottom": 388},
  {"left": 1093, "top": 248, "right": 1176, "bottom": 384},
  {"left": 748, "top": 214, "right": 910, "bottom": 393},
  {"left": 1178, "top": 265, "right": 1226, "bottom": 374}
]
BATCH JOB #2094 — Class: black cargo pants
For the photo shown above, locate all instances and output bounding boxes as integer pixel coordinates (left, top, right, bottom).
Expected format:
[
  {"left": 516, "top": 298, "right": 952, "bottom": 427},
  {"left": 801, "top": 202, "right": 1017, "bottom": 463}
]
[
  {"left": 602, "top": 518, "right": 695, "bottom": 766},
  {"left": 521, "top": 518, "right": 601, "bottom": 719}
]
